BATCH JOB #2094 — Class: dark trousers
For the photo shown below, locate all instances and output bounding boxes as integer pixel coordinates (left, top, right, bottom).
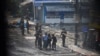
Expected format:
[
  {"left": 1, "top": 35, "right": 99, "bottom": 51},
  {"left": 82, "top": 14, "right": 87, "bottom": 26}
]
[
  {"left": 21, "top": 28, "right": 24, "bottom": 35},
  {"left": 62, "top": 37, "right": 65, "bottom": 47},
  {"left": 47, "top": 39, "right": 51, "bottom": 49},
  {"left": 35, "top": 37, "right": 38, "bottom": 47},
  {"left": 38, "top": 38, "right": 42, "bottom": 49},
  {"left": 43, "top": 40, "right": 48, "bottom": 49},
  {"left": 95, "top": 41, "right": 100, "bottom": 51},
  {"left": 52, "top": 42, "right": 56, "bottom": 50},
  {"left": 27, "top": 28, "right": 29, "bottom": 34}
]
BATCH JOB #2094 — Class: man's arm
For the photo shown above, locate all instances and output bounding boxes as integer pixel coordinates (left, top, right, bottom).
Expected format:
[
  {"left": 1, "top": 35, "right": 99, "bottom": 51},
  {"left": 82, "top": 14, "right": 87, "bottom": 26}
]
[{"left": 60, "top": 32, "right": 62, "bottom": 38}]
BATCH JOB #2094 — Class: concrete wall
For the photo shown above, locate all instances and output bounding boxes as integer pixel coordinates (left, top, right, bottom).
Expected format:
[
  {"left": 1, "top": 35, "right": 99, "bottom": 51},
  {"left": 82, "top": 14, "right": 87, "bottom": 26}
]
[
  {"left": 45, "top": 18, "right": 60, "bottom": 23},
  {"left": 64, "top": 18, "right": 75, "bottom": 23},
  {"left": 45, "top": 17, "right": 89, "bottom": 24},
  {"left": 45, "top": 18, "right": 75, "bottom": 23}
]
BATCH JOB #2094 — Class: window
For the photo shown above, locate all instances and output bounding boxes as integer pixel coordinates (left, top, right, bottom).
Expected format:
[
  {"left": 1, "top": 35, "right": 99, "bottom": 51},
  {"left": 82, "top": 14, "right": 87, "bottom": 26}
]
[
  {"left": 46, "top": 12, "right": 60, "bottom": 18},
  {"left": 64, "top": 12, "right": 74, "bottom": 18}
]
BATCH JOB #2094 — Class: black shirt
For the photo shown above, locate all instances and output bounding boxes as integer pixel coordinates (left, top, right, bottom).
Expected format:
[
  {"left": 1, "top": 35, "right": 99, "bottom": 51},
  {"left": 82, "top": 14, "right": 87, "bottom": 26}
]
[
  {"left": 61, "top": 31, "right": 67, "bottom": 38},
  {"left": 52, "top": 36, "right": 57, "bottom": 43}
]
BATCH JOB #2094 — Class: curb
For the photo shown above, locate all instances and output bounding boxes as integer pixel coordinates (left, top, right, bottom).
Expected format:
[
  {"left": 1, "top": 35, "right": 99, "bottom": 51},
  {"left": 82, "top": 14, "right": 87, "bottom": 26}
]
[{"left": 68, "top": 45, "right": 100, "bottom": 56}]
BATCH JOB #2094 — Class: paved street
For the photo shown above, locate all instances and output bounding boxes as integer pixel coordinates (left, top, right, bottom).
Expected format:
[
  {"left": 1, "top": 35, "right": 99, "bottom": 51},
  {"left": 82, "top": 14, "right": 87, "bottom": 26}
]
[
  {"left": 7, "top": 27, "right": 83, "bottom": 56},
  {"left": 6, "top": 0, "right": 100, "bottom": 56}
]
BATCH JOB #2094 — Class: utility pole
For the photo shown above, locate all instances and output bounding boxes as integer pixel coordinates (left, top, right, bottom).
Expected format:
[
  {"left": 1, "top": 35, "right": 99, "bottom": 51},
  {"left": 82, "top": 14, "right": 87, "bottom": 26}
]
[
  {"left": 33, "top": 4, "right": 36, "bottom": 22},
  {"left": 19, "top": 5, "right": 24, "bottom": 35},
  {"left": 74, "top": 0, "right": 79, "bottom": 45}
]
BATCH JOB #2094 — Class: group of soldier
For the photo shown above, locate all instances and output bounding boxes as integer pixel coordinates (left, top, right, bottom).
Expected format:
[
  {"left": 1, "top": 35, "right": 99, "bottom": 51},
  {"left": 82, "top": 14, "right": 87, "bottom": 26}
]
[
  {"left": 20, "top": 18, "right": 29, "bottom": 35},
  {"left": 35, "top": 23, "right": 67, "bottom": 50},
  {"left": 19, "top": 18, "right": 67, "bottom": 50}
]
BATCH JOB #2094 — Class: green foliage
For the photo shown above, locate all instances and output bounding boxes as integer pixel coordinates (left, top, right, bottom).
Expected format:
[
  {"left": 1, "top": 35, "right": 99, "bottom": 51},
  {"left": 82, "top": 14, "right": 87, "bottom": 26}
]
[{"left": 6, "top": 0, "right": 25, "bottom": 15}]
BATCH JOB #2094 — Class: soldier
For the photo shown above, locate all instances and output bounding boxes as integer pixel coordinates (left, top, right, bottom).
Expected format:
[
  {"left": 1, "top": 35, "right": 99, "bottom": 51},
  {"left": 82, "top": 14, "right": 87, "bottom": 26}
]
[
  {"left": 47, "top": 33, "right": 52, "bottom": 50},
  {"left": 95, "top": 30, "right": 100, "bottom": 52},
  {"left": 26, "top": 19, "right": 29, "bottom": 34},
  {"left": 61, "top": 28, "right": 67, "bottom": 47},
  {"left": 34, "top": 23, "right": 39, "bottom": 47},
  {"left": 20, "top": 18, "right": 24, "bottom": 35},
  {"left": 34, "top": 31, "right": 39, "bottom": 47},
  {"left": 43, "top": 33, "right": 48, "bottom": 50},
  {"left": 52, "top": 34, "right": 57, "bottom": 50},
  {"left": 35, "top": 23, "right": 42, "bottom": 47},
  {"left": 38, "top": 33, "right": 43, "bottom": 50}
]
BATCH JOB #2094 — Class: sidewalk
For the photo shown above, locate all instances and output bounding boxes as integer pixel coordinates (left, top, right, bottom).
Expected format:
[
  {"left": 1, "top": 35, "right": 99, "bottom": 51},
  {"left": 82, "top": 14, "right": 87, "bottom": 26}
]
[{"left": 68, "top": 45, "right": 100, "bottom": 56}]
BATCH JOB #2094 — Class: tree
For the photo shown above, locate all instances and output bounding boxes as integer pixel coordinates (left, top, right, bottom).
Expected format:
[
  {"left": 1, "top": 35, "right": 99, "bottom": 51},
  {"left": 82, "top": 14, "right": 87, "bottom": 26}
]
[{"left": 6, "top": 0, "right": 25, "bottom": 16}]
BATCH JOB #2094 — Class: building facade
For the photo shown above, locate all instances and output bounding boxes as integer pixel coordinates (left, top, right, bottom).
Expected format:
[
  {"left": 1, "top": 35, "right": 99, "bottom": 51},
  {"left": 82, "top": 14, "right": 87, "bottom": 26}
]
[{"left": 33, "top": 0, "right": 89, "bottom": 24}]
